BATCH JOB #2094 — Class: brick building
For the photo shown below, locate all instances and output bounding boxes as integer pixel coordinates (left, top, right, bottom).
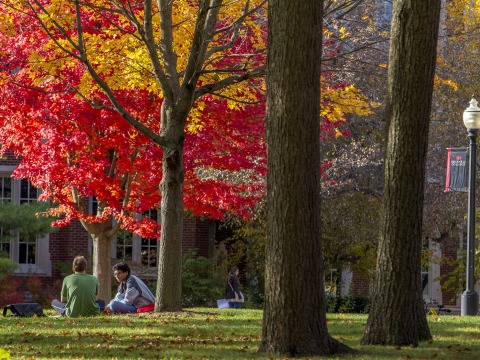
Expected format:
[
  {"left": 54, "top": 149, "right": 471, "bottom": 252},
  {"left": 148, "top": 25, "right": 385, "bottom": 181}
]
[{"left": 0, "top": 152, "right": 220, "bottom": 287}]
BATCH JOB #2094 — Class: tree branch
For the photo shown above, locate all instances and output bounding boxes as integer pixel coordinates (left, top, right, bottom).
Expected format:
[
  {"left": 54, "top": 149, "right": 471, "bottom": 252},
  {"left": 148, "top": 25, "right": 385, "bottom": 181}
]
[
  {"left": 182, "top": 0, "right": 223, "bottom": 91},
  {"left": 141, "top": 0, "right": 172, "bottom": 101},
  {"left": 195, "top": 65, "right": 265, "bottom": 99},
  {"left": 158, "top": 0, "right": 180, "bottom": 95}
]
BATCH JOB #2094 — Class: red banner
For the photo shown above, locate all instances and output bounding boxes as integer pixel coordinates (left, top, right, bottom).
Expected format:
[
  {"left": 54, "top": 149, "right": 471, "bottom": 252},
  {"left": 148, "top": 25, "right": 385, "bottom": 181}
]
[{"left": 445, "top": 148, "right": 468, "bottom": 192}]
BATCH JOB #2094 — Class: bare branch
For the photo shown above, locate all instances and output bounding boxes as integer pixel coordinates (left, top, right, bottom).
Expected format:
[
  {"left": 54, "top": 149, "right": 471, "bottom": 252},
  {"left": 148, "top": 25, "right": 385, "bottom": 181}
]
[
  {"left": 207, "top": 91, "right": 265, "bottom": 105},
  {"left": 74, "top": 0, "right": 87, "bottom": 62},
  {"left": 141, "top": 0, "right": 172, "bottom": 100},
  {"left": 158, "top": 0, "right": 180, "bottom": 95},
  {"left": 324, "top": 0, "right": 364, "bottom": 20},
  {"left": 182, "top": 0, "right": 223, "bottom": 90},
  {"left": 78, "top": 0, "right": 143, "bottom": 40},
  {"left": 195, "top": 65, "right": 265, "bottom": 99},
  {"left": 68, "top": 0, "right": 165, "bottom": 146}
]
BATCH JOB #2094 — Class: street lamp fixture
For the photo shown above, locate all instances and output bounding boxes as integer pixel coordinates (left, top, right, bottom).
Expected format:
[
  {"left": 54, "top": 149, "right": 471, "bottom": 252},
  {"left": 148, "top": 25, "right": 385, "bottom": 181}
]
[{"left": 461, "top": 97, "right": 480, "bottom": 316}]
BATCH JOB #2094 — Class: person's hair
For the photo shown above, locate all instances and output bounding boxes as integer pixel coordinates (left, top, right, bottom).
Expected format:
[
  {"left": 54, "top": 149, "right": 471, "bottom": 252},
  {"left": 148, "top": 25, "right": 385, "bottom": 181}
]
[
  {"left": 72, "top": 256, "right": 87, "bottom": 272},
  {"left": 113, "top": 262, "right": 130, "bottom": 275},
  {"left": 228, "top": 266, "right": 239, "bottom": 278}
]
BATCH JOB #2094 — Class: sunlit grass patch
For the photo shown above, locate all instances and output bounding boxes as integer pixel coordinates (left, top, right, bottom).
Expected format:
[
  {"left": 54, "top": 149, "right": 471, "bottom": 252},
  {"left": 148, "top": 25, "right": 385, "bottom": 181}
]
[{"left": 0, "top": 308, "right": 479, "bottom": 359}]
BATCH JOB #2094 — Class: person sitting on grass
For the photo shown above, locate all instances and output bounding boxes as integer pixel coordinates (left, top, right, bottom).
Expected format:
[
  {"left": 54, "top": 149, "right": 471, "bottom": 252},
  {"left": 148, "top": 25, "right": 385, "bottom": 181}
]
[
  {"left": 51, "top": 256, "right": 105, "bottom": 317},
  {"left": 105, "top": 262, "right": 155, "bottom": 314}
]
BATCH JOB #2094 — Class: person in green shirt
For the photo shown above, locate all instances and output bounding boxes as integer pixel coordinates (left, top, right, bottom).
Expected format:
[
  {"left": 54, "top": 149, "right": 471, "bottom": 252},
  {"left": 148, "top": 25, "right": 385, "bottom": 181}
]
[{"left": 51, "top": 256, "right": 105, "bottom": 317}]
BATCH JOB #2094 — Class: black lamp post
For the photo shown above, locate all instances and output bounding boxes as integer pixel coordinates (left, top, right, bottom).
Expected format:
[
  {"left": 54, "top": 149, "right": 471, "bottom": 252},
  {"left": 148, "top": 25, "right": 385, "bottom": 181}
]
[{"left": 461, "top": 97, "right": 480, "bottom": 316}]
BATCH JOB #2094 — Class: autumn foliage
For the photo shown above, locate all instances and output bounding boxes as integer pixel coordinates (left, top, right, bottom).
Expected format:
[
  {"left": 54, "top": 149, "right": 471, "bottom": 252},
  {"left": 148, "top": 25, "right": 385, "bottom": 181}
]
[
  {"left": 0, "top": 70, "right": 266, "bottom": 238},
  {"left": 0, "top": 0, "right": 270, "bottom": 236},
  {"left": 0, "top": 0, "right": 372, "bottom": 237}
]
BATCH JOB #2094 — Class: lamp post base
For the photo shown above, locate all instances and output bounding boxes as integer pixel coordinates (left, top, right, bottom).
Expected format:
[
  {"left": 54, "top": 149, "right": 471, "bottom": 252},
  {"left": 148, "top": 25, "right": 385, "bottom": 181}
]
[{"left": 461, "top": 290, "right": 479, "bottom": 316}]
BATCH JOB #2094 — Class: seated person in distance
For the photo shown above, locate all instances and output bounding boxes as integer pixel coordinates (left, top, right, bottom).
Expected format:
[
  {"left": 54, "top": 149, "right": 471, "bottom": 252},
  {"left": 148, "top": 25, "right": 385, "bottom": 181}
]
[
  {"left": 106, "top": 262, "right": 155, "bottom": 313},
  {"left": 51, "top": 255, "right": 105, "bottom": 317}
]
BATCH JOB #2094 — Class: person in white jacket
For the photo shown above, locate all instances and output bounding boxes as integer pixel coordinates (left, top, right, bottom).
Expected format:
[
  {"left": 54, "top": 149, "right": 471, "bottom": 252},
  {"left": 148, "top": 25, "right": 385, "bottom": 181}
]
[{"left": 106, "top": 262, "right": 155, "bottom": 313}]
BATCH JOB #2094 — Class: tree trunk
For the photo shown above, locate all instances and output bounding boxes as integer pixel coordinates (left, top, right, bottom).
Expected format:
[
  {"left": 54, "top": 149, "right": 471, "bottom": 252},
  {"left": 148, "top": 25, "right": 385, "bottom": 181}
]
[
  {"left": 361, "top": 0, "right": 441, "bottom": 346},
  {"left": 259, "top": 0, "right": 351, "bottom": 356},
  {"left": 80, "top": 216, "right": 115, "bottom": 304},
  {"left": 155, "top": 103, "right": 186, "bottom": 312},
  {"left": 91, "top": 233, "right": 113, "bottom": 303}
]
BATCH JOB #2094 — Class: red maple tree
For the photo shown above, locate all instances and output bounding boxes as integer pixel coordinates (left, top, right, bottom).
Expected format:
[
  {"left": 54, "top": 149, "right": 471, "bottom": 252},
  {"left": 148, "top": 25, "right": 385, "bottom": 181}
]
[{"left": 0, "top": 18, "right": 267, "bottom": 299}]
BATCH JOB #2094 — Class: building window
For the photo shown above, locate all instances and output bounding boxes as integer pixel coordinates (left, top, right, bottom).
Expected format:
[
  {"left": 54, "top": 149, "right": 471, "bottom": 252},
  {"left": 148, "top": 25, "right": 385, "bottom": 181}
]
[
  {"left": 20, "top": 179, "right": 39, "bottom": 204},
  {"left": 0, "top": 176, "right": 12, "bottom": 203},
  {"left": 17, "top": 177, "right": 40, "bottom": 266},
  {"left": 89, "top": 196, "right": 98, "bottom": 216},
  {"left": 19, "top": 235, "right": 36, "bottom": 264},
  {"left": 111, "top": 207, "right": 159, "bottom": 269},
  {"left": 141, "top": 209, "right": 158, "bottom": 268},
  {"left": 141, "top": 238, "right": 157, "bottom": 267},
  {"left": 0, "top": 228, "right": 11, "bottom": 257},
  {"left": 0, "top": 175, "right": 13, "bottom": 258},
  {"left": 0, "top": 171, "right": 51, "bottom": 275},
  {"left": 116, "top": 229, "right": 133, "bottom": 262}
]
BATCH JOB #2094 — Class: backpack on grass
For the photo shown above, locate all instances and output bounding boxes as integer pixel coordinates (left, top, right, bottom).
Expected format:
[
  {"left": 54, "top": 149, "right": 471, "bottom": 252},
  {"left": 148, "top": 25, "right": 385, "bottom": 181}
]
[{"left": 2, "top": 303, "right": 44, "bottom": 317}]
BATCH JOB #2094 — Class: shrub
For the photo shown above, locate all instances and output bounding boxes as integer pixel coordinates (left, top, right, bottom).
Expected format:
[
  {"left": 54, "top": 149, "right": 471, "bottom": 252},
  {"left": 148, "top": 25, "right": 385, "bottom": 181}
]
[
  {"left": 241, "top": 279, "right": 263, "bottom": 309},
  {"left": 0, "top": 257, "right": 23, "bottom": 307},
  {"left": 0, "top": 257, "right": 17, "bottom": 277},
  {"left": 182, "top": 249, "right": 224, "bottom": 307},
  {"left": 353, "top": 296, "right": 371, "bottom": 314},
  {"left": 337, "top": 294, "right": 356, "bottom": 313},
  {"left": 25, "top": 275, "right": 56, "bottom": 307},
  {"left": 0, "top": 274, "right": 24, "bottom": 307},
  {"left": 326, "top": 294, "right": 338, "bottom": 313},
  {"left": 326, "top": 294, "right": 371, "bottom": 314}
]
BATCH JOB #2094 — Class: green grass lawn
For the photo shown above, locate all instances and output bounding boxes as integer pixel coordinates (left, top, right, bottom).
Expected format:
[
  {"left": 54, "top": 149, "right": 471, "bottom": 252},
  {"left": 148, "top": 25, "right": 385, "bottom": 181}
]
[{"left": 0, "top": 309, "right": 479, "bottom": 359}]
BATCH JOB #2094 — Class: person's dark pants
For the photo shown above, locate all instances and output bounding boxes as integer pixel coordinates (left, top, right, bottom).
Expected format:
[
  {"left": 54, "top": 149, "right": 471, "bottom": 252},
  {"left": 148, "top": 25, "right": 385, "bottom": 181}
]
[
  {"left": 229, "top": 302, "right": 242, "bottom": 309},
  {"left": 51, "top": 299, "right": 105, "bottom": 316}
]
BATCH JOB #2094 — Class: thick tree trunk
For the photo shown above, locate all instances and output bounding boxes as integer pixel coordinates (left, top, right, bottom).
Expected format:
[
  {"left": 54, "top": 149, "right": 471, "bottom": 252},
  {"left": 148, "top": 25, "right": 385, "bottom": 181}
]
[
  {"left": 91, "top": 233, "right": 113, "bottom": 303},
  {"left": 259, "top": 0, "right": 351, "bottom": 356},
  {"left": 361, "top": 0, "right": 441, "bottom": 346},
  {"left": 155, "top": 104, "right": 186, "bottom": 312}
]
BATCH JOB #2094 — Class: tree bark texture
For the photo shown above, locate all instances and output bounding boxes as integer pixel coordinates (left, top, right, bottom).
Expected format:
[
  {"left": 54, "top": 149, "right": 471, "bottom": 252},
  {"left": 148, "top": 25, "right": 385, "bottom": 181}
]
[
  {"left": 259, "top": 0, "right": 351, "bottom": 356},
  {"left": 361, "top": 0, "right": 441, "bottom": 346},
  {"left": 155, "top": 102, "right": 186, "bottom": 312},
  {"left": 80, "top": 211, "right": 117, "bottom": 303},
  {"left": 90, "top": 232, "right": 113, "bottom": 303}
]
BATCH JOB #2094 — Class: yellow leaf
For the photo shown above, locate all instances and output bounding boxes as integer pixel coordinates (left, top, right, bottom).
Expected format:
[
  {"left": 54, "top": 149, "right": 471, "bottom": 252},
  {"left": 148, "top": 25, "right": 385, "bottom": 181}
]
[
  {"left": 339, "top": 27, "right": 348, "bottom": 39},
  {"left": 0, "top": 348, "right": 10, "bottom": 360}
]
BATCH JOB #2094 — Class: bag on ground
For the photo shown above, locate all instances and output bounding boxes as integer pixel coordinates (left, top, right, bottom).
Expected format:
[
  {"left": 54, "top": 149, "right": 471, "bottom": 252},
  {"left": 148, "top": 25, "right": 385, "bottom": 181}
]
[
  {"left": 136, "top": 303, "right": 155, "bottom": 313},
  {"left": 217, "top": 299, "right": 229, "bottom": 309},
  {"left": 3, "top": 303, "right": 44, "bottom": 317}
]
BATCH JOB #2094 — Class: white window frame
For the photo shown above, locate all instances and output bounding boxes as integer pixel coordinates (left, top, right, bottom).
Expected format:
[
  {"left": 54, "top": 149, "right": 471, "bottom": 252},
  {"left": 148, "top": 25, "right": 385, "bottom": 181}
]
[
  {"left": 0, "top": 166, "right": 51, "bottom": 276},
  {"left": 97, "top": 198, "right": 160, "bottom": 270}
]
